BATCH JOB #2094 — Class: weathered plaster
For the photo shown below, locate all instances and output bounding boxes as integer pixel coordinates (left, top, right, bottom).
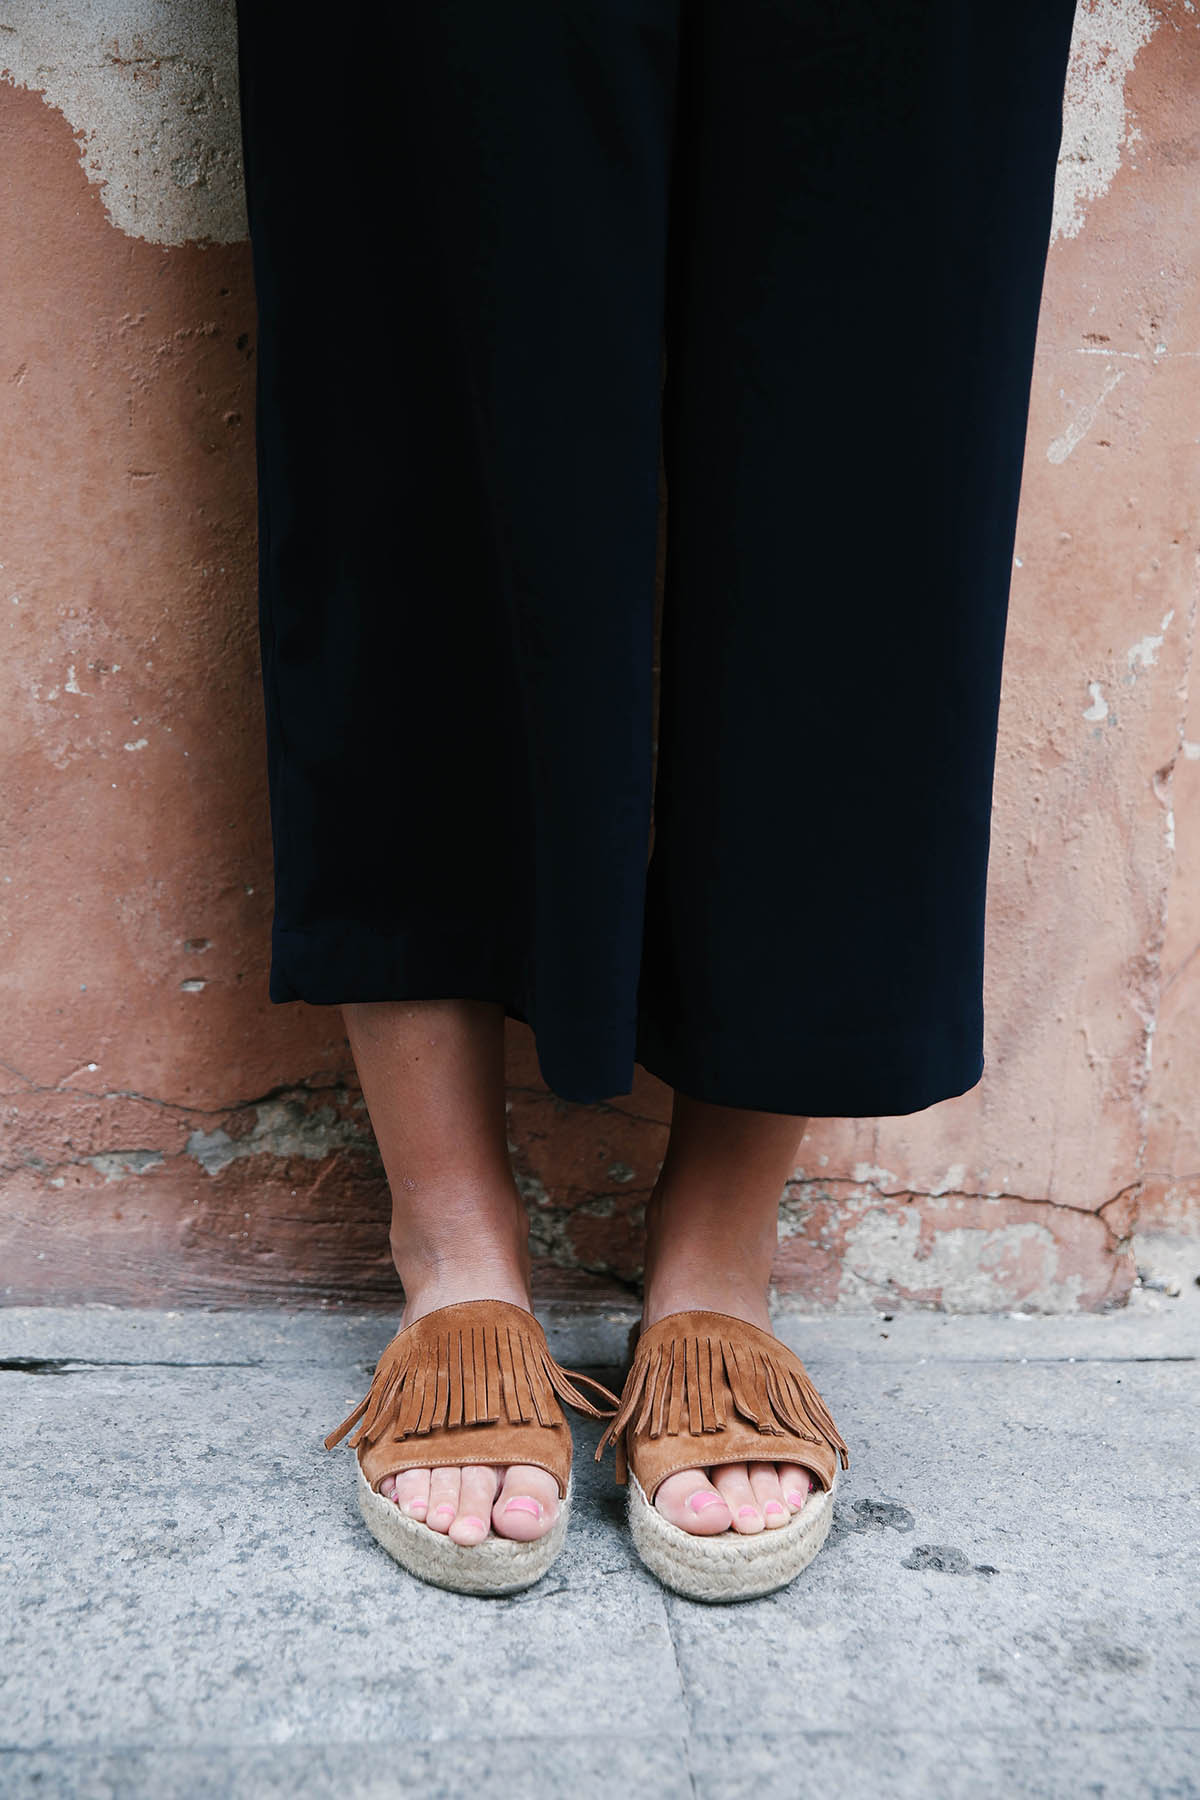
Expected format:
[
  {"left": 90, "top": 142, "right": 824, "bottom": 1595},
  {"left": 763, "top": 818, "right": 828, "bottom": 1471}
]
[
  {"left": 836, "top": 1213, "right": 1087, "bottom": 1314},
  {"left": 1051, "top": 0, "right": 1163, "bottom": 242},
  {"left": 0, "top": 0, "right": 1173, "bottom": 251},
  {"left": 2, "top": 3, "right": 1199, "bottom": 1311},
  {"left": 0, "top": 0, "right": 246, "bottom": 245}
]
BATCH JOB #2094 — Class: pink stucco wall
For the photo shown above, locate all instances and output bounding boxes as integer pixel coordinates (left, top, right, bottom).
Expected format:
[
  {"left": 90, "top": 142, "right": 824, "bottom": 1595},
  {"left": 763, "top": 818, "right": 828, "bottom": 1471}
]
[{"left": 2, "top": 2, "right": 1197, "bottom": 1310}]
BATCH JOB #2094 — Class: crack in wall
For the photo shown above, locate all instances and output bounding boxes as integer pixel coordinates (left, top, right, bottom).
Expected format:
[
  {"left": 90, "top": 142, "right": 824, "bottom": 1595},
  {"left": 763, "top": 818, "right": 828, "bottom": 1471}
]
[
  {"left": 779, "top": 1178, "right": 1142, "bottom": 1234},
  {"left": 0, "top": 1062, "right": 358, "bottom": 1115}
]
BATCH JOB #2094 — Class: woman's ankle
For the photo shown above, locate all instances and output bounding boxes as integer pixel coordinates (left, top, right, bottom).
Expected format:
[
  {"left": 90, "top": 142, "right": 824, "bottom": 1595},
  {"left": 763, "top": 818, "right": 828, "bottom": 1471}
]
[
  {"left": 390, "top": 1179, "right": 533, "bottom": 1327},
  {"left": 640, "top": 1281, "right": 773, "bottom": 1335},
  {"left": 641, "top": 1186, "right": 775, "bottom": 1333},
  {"left": 397, "top": 1268, "right": 535, "bottom": 1327}
]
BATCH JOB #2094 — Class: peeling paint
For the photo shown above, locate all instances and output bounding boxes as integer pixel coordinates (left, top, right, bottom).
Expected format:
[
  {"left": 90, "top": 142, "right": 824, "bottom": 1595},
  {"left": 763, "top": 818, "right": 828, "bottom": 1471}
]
[
  {"left": 1127, "top": 610, "right": 1175, "bottom": 672},
  {"left": 852, "top": 1162, "right": 897, "bottom": 1189},
  {"left": 0, "top": 1, "right": 247, "bottom": 245},
  {"left": 1051, "top": 0, "right": 1161, "bottom": 242},
  {"left": 185, "top": 1098, "right": 369, "bottom": 1176},
  {"left": 1047, "top": 366, "right": 1127, "bottom": 464},
  {"left": 836, "top": 1210, "right": 1086, "bottom": 1313},
  {"left": 1083, "top": 681, "right": 1109, "bottom": 721},
  {"left": 0, "top": 0, "right": 1166, "bottom": 253},
  {"left": 86, "top": 1149, "right": 164, "bottom": 1182}
]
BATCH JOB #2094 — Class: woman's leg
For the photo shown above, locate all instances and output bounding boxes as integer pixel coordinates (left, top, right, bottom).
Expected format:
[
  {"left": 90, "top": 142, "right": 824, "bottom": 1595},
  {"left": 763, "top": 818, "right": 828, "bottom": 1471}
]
[
  {"left": 637, "top": 0, "right": 1081, "bottom": 1114},
  {"left": 235, "top": 0, "right": 676, "bottom": 1106},
  {"left": 340, "top": 997, "right": 559, "bottom": 1545},
  {"left": 639, "top": 1095, "right": 817, "bottom": 1535},
  {"left": 632, "top": 1, "right": 1080, "bottom": 1535}
]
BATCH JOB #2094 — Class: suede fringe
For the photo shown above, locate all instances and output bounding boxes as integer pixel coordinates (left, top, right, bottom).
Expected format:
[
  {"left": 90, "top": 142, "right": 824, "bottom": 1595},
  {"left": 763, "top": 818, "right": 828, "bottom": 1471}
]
[
  {"left": 595, "top": 1330, "right": 851, "bottom": 1484},
  {"left": 324, "top": 1318, "right": 618, "bottom": 1452}
]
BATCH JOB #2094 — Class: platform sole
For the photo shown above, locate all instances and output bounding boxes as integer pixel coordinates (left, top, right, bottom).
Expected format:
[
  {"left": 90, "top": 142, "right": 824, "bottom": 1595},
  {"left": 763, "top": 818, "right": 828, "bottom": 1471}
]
[
  {"left": 355, "top": 1458, "right": 571, "bottom": 1596},
  {"left": 626, "top": 1470, "right": 835, "bottom": 1603}
]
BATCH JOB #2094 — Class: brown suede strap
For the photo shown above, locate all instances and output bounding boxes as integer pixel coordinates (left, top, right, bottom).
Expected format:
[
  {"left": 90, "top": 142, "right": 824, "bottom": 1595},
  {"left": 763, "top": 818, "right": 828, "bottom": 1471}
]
[
  {"left": 594, "top": 1309, "right": 850, "bottom": 1502},
  {"left": 323, "top": 1298, "right": 620, "bottom": 1499}
]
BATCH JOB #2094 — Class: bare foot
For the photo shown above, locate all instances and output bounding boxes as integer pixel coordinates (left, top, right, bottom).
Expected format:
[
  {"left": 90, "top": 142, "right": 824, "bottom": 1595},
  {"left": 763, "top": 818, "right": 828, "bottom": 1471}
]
[
  {"left": 640, "top": 1294, "right": 816, "bottom": 1536},
  {"left": 637, "top": 1092, "right": 825, "bottom": 1536},
  {"left": 651, "top": 1458, "right": 814, "bottom": 1535},
  {"left": 378, "top": 1461, "right": 561, "bottom": 1544}
]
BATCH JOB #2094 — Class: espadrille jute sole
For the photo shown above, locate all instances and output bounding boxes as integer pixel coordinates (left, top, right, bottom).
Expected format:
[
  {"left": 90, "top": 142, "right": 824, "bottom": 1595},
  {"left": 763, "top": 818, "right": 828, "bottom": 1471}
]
[
  {"left": 355, "top": 1458, "right": 572, "bottom": 1596},
  {"left": 626, "top": 1469, "right": 835, "bottom": 1603}
]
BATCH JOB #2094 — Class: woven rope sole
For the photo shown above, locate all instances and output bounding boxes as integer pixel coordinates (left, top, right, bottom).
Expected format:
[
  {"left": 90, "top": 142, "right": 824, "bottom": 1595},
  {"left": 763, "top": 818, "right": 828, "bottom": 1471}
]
[
  {"left": 355, "top": 1458, "right": 572, "bottom": 1596},
  {"left": 626, "top": 1470, "right": 836, "bottom": 1603}
]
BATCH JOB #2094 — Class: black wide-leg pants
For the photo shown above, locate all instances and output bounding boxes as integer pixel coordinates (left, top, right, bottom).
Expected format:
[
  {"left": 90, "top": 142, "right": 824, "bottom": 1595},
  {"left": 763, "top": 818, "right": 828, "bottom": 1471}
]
[{"left": 234, "top": 0, "right": 1078, "bottom": 1116}]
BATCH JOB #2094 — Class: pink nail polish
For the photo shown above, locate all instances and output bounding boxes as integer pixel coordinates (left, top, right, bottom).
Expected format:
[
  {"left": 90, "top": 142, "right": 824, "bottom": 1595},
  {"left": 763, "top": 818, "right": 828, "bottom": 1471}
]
[
  {"left": 405, "top": 1500, "right": 427, "bottom": 1514},
  {"left": 504, "top": 1496, "right": 542, "bottom": 1518},
  {"left": 689, "top": 1492, "right": 725, "bottom": 1513},
  {"left": 456, "top": 1516, "right": 487, "bottom": 1533},
  {"left": 764, "top": 1501, "right": 786, "bottom": 1515},
  {"left": 738, "top": 1506, "right": 759, "bottom": 1519},
  {"left": 787, "top": 1491, "right": 809, "bottom": 1508},
  {"left": 433, "top": 1504, "right": 456, "bottom": 1517}
]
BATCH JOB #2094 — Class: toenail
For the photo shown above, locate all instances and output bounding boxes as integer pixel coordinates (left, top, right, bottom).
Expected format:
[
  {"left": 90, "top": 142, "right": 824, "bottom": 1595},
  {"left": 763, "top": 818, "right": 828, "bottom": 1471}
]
[
  {"left": 689, "top": 1492, "right": 725, "bottom": 1513},
  {"left": 457, "top": 1516, "right": 487, "bottom": 1533},
  {"left": 405, "top": 1501, "right": 427, "bottom": 1514},
  {"left": 504, "top": 1496, "right": 542, "bottom": 1518},
  {"left": 787, "top": 1491, "right": 809, "bottom": 1507},
  {"left": 433, "top": 1504, "right": 455, "bottom": 1517},
  {"left": 738, "top": 1506, "right": 758, "bottom": 1519},
  {"left": 764, "top": 1501, "right": 786, "bottom": 1515}
]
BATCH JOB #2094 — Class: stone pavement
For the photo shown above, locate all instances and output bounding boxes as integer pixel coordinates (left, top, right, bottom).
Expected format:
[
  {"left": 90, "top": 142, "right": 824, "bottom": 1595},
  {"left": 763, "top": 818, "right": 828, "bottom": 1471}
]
[{"left": 2, "top": 1294, "right": 1197, "bottom": 1799}]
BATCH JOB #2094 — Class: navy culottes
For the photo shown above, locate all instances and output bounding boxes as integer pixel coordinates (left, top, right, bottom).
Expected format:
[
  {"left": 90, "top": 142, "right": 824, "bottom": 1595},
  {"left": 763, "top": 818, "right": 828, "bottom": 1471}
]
[{"left": 234, "top": 0, "right": 1079, "bottom": 1116}]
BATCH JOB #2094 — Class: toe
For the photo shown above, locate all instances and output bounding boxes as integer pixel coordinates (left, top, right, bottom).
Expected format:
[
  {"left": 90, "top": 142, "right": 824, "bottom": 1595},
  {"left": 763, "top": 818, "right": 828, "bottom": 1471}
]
[
  {"left": 747, "top": 1461, "right": 790, "bottom": 1529},
  {"left": 426, "top": 1465, "right": 460, "bottom": 1534},
  {"left": 492, "top": 1465, "right": 560, "bottom": 1541},
  {"left": 777, "top": 1463, "right": 815, "bottom": 1512},
  {"left": 711, "top": 1464, "right": 764, "bottom": 1534},
  {"left": 389, "top": 1468, "right": 431, "bottom": 1521},
  {"left": 653, "top": 1468, "right": 733, "bottom": 1535},
  {"left": 449, "top": 1465, "right": 501, "bottom": 1545}
]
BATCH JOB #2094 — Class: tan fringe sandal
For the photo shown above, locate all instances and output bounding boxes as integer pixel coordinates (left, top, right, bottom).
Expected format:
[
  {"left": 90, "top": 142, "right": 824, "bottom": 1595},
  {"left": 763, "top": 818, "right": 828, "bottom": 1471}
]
[
  {"left": 324, "top": 1298, "right": 621, "bottom": 1596},
  {"left": 596, "top": 1309, "right": 849, "bottom": 1603}
]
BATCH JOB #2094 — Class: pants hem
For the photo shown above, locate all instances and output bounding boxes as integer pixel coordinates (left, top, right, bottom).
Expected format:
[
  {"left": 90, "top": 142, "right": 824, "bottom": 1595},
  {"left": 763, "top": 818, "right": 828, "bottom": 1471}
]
[{"left": 632, "top": 1011, "right": 986, "bottom": 1120}]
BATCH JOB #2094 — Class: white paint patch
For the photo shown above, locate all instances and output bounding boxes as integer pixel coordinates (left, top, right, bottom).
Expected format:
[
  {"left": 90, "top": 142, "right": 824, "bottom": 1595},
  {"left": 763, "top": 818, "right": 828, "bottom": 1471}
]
[
  {"left": 186, "top": 1097, "right": 368, "bottom": 1176},
  {"left": 852, "top": 1163, "right": 897, "bottom": 1190},
  {"left": 836, "top": 1209, "right": 1085, "bottom": 1313},
  {"left": 0, "top": 0, "right": 1163, "bottom": 254},
  {"left": 928, "top": 1163, "right": 967, "bottom": 1199},
  {"left": 1083, "top": 681, "right": 1108, "bottom": 721},
  {"left": 1052, "top": 0, "right": 1160, "bottom": 242},
  {"left": 0, "top": 0, "right": 247, "bottom": 246},
  {"left": 1182, "top": 740, "right": 1200, "bottom": 760},
  {"left": 1047, "top": 366, "right": 1127, "bottom": 464},
  {"left": 123, "top": 737, "right": 149, "bottom": 751},
  {"left": 86, "top": 1149, "right": 164, "bottom": 1182},
  {"left": 1127, "top": 608, "right": 1175, "bottom": 672}
]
